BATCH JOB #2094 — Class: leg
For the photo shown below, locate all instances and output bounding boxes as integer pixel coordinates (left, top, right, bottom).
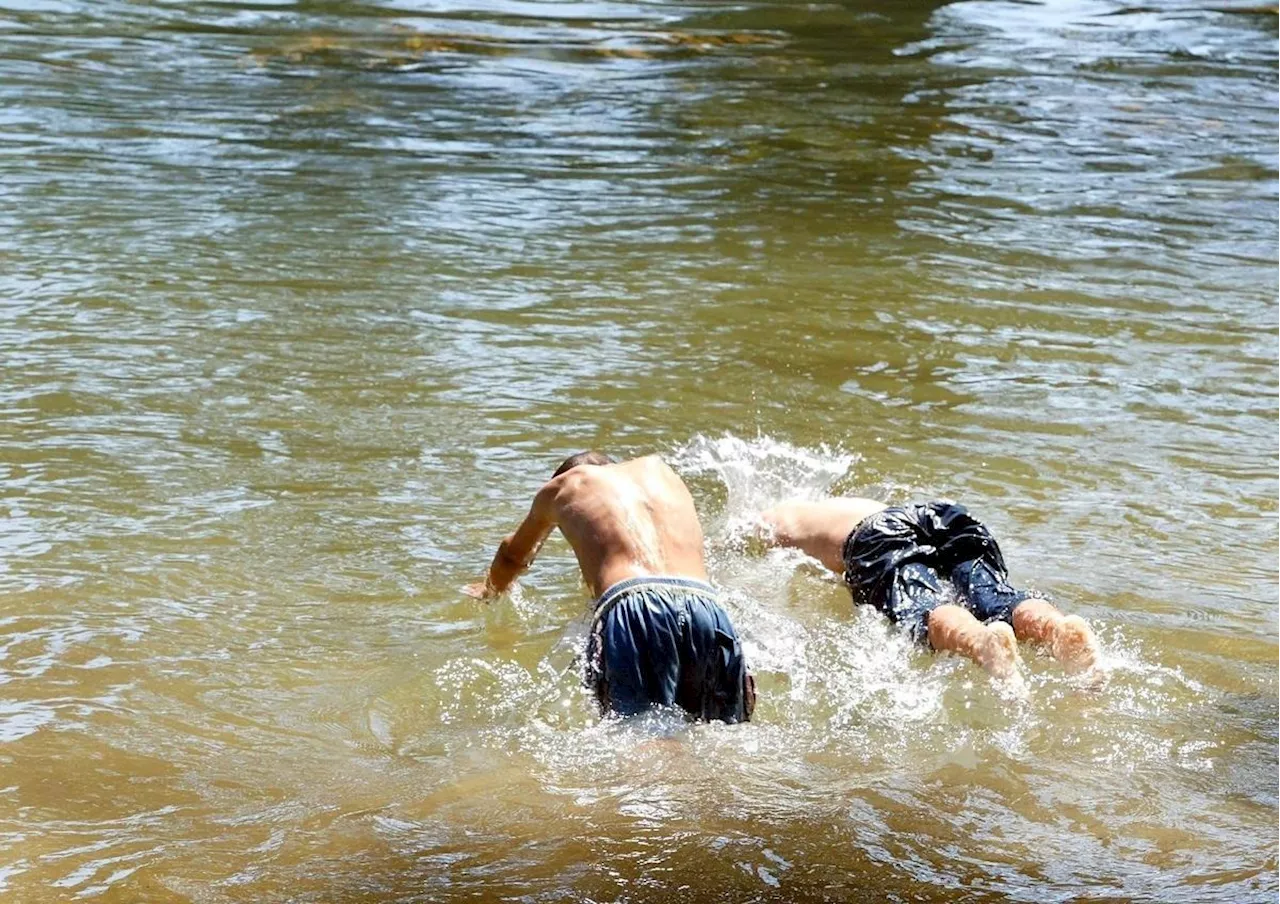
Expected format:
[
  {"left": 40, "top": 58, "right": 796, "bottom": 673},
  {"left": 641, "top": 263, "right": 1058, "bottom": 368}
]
[
  {"left": 926, "top": 604, "right": 1020, "bottom": 680},
  {"left": 1011, "top": 598, "right": 1101, "bottom": 675},
  {"left": 950, "top": 558, "right": 1102, "bottom": 676}
]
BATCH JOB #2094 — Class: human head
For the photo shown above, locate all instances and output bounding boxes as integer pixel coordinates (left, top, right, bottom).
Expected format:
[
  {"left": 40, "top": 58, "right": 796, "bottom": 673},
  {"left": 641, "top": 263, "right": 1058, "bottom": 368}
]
[{"left": 553, "top": 450, "right": 613, "bottom": 478}]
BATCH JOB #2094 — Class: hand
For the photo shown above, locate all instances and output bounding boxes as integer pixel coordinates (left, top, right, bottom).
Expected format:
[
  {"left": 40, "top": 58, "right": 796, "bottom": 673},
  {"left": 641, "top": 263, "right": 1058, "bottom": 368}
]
[{"left": 462, "top": 581, "right": 492, "bottom": 600}]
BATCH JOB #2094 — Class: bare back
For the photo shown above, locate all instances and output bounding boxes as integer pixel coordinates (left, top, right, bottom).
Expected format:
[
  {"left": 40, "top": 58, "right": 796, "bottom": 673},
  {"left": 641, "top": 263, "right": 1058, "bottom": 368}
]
[
  {"left": 550, "top": 456, "right": 707, "bottom": 596},
  {"left": 757, "top": 497, "right": 887, "bottom": 574}
]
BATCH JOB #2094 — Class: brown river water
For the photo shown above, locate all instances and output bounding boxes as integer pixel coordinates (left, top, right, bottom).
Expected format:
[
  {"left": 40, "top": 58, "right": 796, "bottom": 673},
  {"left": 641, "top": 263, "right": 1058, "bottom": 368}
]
[{"left": 0, "top": 0, "right": 1276, "bottom": 901}]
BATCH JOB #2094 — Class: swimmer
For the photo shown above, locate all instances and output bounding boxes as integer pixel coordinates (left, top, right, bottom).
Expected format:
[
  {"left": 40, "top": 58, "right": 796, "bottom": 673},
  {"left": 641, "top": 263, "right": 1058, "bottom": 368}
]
[
  {"left": 467, "top": 452, "right": 755, "bottom": 723},
  {"left": 753, "top": 498, "right": 1103, "bottom": 682}
]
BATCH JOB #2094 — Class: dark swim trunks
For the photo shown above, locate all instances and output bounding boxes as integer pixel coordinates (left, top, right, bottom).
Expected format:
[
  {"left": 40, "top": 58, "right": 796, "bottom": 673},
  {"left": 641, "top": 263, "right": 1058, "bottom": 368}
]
[
  {"left": 584, "top": 577, "right": 754, "bottom": 723},
  {"left": 841, "top": 501, "right": 1031, "bottom": 644}
]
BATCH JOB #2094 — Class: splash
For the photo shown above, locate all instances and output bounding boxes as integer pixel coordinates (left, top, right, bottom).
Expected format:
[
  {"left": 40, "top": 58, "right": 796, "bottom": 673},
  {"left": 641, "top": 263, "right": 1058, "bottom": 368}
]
[
  {"left": 407, "top": 434, "right": 1223, "bottom": 904},
  {"left": 666, "top": 433, "right": 961, "bottom": 747},
  {"left": 454, "top": 435, "right": 1186, "bottom": 786},
  {"left": 669, "top": 433, "right": 857, "bottom": 536}
]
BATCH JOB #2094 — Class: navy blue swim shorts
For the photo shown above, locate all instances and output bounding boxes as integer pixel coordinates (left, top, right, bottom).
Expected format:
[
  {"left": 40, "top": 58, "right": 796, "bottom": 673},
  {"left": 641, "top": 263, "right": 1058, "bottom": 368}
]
[
  {"left": 584, "top": 577, "right": 754, "bottom": 723},
  {"left": 841, "top": 501, "right": 1031, "bottom": 644}
]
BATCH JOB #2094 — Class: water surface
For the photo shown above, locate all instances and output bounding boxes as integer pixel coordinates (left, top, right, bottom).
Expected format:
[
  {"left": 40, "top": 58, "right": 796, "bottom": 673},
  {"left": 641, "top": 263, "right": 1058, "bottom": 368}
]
[{"left": 0, "top": 0, "right": 1276, "bottom": 901}]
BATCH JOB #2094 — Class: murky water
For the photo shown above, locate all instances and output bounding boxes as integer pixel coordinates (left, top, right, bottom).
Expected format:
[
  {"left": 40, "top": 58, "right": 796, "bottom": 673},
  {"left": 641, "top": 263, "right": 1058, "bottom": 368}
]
[{"left": 1, "top": 0, "right": 1276, "bottom": 900}]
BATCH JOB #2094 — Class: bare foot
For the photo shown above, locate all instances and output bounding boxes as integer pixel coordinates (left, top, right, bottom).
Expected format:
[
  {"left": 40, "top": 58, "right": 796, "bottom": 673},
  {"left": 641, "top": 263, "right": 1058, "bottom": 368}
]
[
  {"left": 1051, "top": 615, "right": 1102, "bottom": 676},
  {"left": 977, "top": 622, "right": 1020, "bottom": 680}
]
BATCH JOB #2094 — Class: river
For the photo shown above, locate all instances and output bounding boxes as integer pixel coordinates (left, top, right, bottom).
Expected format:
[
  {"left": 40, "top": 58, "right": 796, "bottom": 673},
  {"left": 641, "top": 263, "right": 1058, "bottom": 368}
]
[{"left": 0, "top": 0, "right": 1276, "bottom": 900}]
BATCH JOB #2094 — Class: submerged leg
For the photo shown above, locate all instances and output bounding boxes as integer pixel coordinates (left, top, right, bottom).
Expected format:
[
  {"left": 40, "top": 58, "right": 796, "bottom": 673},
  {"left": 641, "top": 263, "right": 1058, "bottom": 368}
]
[
  {"left": 1011, "top": 598, "right": 1102, "bottom": 675},
  {"left": 926, "top": 604, "right": 1020, "bottom": 680}
]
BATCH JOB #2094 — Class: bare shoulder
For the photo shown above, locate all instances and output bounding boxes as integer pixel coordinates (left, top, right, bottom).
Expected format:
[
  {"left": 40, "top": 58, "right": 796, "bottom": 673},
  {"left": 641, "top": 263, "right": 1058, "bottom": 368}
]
[
  {"left": 625, "top": 454, "right": 674, "bottom": 474},
  {"left": 641, "top": 455, "right": 695, "bottom": 492},
  {"left": 609, "top": 455, "right": 681, "bottom": 485},
  {"left": 544, "top": 459, "right": 634, "bottom": 506},
  {"left": 544, "top": 465, "right": 601, "bottom": 497}
]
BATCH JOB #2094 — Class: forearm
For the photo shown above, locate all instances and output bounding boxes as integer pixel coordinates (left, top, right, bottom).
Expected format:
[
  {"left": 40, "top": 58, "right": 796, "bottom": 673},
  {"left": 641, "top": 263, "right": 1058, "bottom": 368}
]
[
  {"left": 483, "top": 536, "right": 527, "bottom": 594},
  {"left": 473, "top": 483, "right": 558, "bottom": 599}
]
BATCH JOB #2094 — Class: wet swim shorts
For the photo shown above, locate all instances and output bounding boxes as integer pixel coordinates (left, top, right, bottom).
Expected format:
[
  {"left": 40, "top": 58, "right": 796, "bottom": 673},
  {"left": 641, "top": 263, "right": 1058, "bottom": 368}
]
[
  {"left": 841, "top": 501, "right": 1031, "bottom": 644},
  {"left": 584, "top": 576, "right": 754, "bottom": 723}
]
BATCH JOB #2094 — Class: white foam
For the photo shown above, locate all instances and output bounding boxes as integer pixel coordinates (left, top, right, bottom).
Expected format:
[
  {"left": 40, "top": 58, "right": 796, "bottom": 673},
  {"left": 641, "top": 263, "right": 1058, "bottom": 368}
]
[
  {"left": 441, "top": 433, "right": 1186, "bottom": 803},
  {"left": 669, "top": 432, "right": 857, "bottom": 533}
]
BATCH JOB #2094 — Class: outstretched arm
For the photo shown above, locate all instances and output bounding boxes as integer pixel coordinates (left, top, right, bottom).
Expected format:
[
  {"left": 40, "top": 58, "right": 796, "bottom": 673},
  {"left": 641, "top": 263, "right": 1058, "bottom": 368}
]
[{"left": 466, "top": 482, "right": 560, "bottom": 599}]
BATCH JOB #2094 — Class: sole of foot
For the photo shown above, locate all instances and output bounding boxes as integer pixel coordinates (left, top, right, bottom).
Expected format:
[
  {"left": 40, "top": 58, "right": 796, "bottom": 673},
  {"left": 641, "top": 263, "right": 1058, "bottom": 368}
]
[
  {"left": 981, "top": 621, "right": 1021, "bottom": 680},
  {"left": 1053, "top": 615, "right": 1103, "bottom": 676}
]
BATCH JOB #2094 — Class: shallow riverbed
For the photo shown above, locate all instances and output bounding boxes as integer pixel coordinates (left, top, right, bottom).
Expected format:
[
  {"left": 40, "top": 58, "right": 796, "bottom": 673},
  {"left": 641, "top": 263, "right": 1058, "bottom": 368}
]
[{"left": 0, "top": 0, "right": 1276, "bottom": 901}]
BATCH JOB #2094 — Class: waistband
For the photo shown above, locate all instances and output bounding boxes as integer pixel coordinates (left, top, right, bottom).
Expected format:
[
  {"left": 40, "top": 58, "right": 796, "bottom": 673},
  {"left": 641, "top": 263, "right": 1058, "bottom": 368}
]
[{"left": 593, "top": 575, "right": 718, "bottom": 613}]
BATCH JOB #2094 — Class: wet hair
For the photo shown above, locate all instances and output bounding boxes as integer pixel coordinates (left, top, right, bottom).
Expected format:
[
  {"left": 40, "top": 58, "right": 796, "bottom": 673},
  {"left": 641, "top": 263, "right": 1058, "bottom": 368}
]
[{"left": 553, "top": 450, "right": 613, "bottom": 478}]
